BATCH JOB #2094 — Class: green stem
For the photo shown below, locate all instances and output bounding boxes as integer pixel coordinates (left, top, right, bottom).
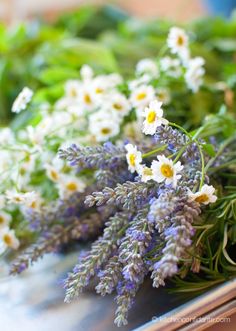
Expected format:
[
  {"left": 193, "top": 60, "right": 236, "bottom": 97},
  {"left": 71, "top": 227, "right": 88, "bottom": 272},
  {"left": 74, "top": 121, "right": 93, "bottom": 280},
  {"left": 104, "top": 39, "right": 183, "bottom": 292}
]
[
  {"left": 157, "top": 45, "right": 168, "bottom": 59},
  {"left": 209, "top": 159, "right": 236, "bottom": 173},
  {"left": 142, "top": 144, "right": 168, "bottom": 158},
  {"left": 198, "top": 144, "right": 205, "bottom": 189},
  {"left": 205, "top": 135, "right": 236, "bottom": 173}
]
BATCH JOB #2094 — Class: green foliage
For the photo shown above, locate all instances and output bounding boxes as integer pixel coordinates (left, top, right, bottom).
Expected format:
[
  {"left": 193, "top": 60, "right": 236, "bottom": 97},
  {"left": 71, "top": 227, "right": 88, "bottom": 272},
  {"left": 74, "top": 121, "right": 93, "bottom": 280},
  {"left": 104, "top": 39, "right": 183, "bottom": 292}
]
[
  {"left": 1, "top": 6, "right": 236, "bottom": 127},
  {"left": 172, "top": 113, "right": 236, "bottom": 293}
]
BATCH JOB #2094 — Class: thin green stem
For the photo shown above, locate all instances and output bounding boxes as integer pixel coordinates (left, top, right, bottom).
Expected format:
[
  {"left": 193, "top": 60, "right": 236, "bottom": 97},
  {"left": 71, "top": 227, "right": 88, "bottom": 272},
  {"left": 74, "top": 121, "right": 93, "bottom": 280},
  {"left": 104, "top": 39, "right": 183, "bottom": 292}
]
[
  {"left": 142, "top": 144, "right": 168, "bottom": 158},
  {"left": 205, "top": 135, "right": 236, "bottom": 173}
]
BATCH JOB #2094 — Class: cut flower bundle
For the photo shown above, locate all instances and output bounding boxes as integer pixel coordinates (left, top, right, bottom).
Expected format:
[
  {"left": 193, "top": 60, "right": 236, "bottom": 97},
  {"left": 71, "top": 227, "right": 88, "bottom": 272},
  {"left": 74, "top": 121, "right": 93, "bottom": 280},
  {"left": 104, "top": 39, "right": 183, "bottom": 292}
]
[{"left": 0, "top": 26, "right": 236, "bottom": 326}]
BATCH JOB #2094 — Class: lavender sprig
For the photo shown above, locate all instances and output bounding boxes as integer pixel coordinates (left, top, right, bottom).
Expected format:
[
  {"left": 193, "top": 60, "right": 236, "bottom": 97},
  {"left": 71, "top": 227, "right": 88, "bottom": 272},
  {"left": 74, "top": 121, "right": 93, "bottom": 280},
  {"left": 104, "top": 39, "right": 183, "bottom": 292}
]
[
  {"left": 10, "top": 213, "right": 104, "bottom": 275},
  {"left": 149, "top": 193, "right": 201, "bottom": 287},
  {"left": 155, "top": 125, "right": 196, "bottom": 159},
  {"left": 119, "top": 209, "right": 153, "bottom": 283},
  {"left": 96, "top": 255, "right": 123, "bottom": 296},
  {"left": 64, "top": 211, "right": 132, "bottom": 302},
  {"left": 114, "top": 273, "right": 147, "bottom": 327},
  {"left": 59, "top": 142, "right": 126, "bottom": 170},
  {"left": 25, "top": 190, "right": 93, "bottom": 232},
  {"left": 85, "top": 180, "right": 157, "bottom": 210}
]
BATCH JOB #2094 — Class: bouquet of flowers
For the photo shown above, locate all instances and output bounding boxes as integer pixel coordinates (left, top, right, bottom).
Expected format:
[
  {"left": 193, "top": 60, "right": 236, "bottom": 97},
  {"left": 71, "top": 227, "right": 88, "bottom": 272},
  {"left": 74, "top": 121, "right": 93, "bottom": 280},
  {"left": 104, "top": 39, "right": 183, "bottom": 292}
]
[{"left": 0, "top": 24, "right": 236, "bottom": 327}]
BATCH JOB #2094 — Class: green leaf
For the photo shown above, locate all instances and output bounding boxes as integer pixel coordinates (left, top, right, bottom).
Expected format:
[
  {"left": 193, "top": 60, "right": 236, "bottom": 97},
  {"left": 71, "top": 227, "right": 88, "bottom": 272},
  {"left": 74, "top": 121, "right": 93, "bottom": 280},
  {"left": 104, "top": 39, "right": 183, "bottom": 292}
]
[
  {"left": 38, "top": 67, "right": 79, "bottom": 85},
  {"left": 33, "top": 84, "right": 64, "bottom": 103},
  {"left": 209, "top": 38, "right": 236, "bottom": 52},
  {"left": 10, "top": 110, "right": 40, "bottom": 131},
  {"left": 38, "top": 38, "right": 118, "bottom": 73},
  {"left": 202, "top": 143, "right": 216, "bottom": 157}
]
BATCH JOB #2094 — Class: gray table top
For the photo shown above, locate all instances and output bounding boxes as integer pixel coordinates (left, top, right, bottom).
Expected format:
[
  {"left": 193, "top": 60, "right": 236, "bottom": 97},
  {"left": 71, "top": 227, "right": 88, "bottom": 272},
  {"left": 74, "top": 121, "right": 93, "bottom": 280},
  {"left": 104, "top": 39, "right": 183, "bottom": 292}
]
[{"left": 0, "top": 252, "right": 193, "bottom": 331}]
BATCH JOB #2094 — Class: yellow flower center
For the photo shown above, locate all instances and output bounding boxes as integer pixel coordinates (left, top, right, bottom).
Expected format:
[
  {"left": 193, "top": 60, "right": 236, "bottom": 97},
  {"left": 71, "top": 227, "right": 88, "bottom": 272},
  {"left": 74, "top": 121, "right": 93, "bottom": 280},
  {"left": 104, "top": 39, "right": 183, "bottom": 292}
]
[
  {"left": 30, "top": 201, "right": 37, "bottom": 209},
  {"left": 101, "top": 128, "right": 111, "bottom": 135},
  {"left": 0, "top": 216, "right": 5, "bottom": 224},
  {"left": 3, "top": 234, "right": 12, "bottom": 246},
  {"left": 160, "top": 164, "right": 174, "bottom": 178},
  {"left": 84, "top": 93, "right": 92, "bottom": 104},
  {"left": 66, "top": 182, "right": 78, "bottom": 191},
  {"left": 50, "top": 170, "right": 59, "bottom": 181},
  {"left": 147, "top": 110, "right": 156, "bottom": 123},
  {"left": 113, "top": 103, "right": 122, "bottom": 110},
  {"left": 195, "top": 194, "right": 209, "bottom": 203},
  {"left": 129, "top": 154, "right": 136, "bottom": 167},
  {"left": 20, "top": 168, "right": 26, "bottom": 176},
  {"left": 136, "top": 92, "right": 147, "bottom": 100},
  {"left": 143, "top": 167, "right": 153, "bottom": 176},
  {"left": 15, "top": 196, "right": 23, "bottom": 202},
  {"left": 177, "top": 35, "right": 184, "bottom": 46},
  {"left": 95, "top": 87, "right": 104, "bottom": 94},
  {"left": 158, "top": 92, "right": 165, "bottom": 101},
  {"left": 70, "top": 88, "right": 78, "bottom": 98}
]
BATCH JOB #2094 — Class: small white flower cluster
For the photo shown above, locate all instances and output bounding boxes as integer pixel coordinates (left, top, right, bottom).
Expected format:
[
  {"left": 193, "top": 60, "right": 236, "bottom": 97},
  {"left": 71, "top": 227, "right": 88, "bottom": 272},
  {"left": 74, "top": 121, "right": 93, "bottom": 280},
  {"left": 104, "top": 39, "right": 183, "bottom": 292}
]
[
  {"left": 56, "top": 65, "right": 130, "bottom": 142},
  {"left": 0, "top": 197, "right": 19, "bottom": 253},
  {"left": 125, "top": 142, "right": 183, "bottom": 189},
  {"left": 125, "top": 99, "right": 217, "bottom": 203},
  {"left": 44, "top": 158, "right": 86, "bottom": 199},
  {"left": 128, "top": 26, "right": 205, "bottom": 108},
  {"left": 167, "top": 27, "right": 205, "bottom": 92},
  {"left": 12, "top": 87, "right": 33, "bottom": 113},
  {"left": 0, "top": 26, "right": 208, "bottom": 252},
  {"left": 0, "top": 66, "right": 130, "bottom": 208},
  {"left": 125, "top": 102, "right": 182, "bottom": 188},
  {"left": 0, "top": 65, "right": 135, "bottom": 251}
]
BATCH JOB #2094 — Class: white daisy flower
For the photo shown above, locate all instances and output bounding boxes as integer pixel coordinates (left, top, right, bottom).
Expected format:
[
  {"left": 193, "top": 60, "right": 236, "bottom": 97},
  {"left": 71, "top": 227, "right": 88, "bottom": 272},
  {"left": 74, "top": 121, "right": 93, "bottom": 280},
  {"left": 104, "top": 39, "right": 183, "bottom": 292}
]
[
  {"left": 137, "top": 164, "right": 153, "bottom": 182},
  {"left": 80, "top": 65, "right": 94, "bottom": 81},
  {"left": 12, "top": 87, "right": 33, "bottom": 113},
  {"left": 26, "top": 115, "right": 54, "bottom": 146},
  {"left": 6, "top": 190, "right": 38, "bottom": 207},
  {"left": 185, "top": 57, "right": 205, "bottom": 92},
  {"left": 125, "top": 144, "right": 142, "bottom": 173},
  {"left": 130, "top": 85, "right": 155, "bottom": 109},
  {"left": 65, "top": 80, "right": 81, "bottom": 99},
  {"left": 136, "top": 58, "right": 159, "bottom": 78},
  {"left": 45, "top": 164, "right": 61, "bottom": 182},
  {"left": 91, "top": 76, "right": 110, "bottom": 96},
  {"left": 160, "top": 56, "right": 182, "bottom": 78},
  {"left": 0, "top": 128, "right": 15, "bottom": 145},
  {"left": 156, "top": 88, "right": 171, "bottom": 105},
  {"left": 58, "top": 175, "right": 86, "bottom": 199},
  {"left": 0, "top": 228, "right": 20, "bottom": 250},
  {"left": 88, "top": 110, "right": 109, "bottom": 123},
  {"left": 19, "top": 152, "right": 37, "bottom": 174},
  {"left": 89, "top": 112, "right": 120, "bottom": 142},
  {"left": 123, "top": 121, "right": 143, "bottom": 141},
  {"left": 167, "top": 27, "right": 189, "bottom": 57},
  {"left": 128, "top": 75, "right": 151, "bottom": 91},
  {"left": 104, "top": 93, "right": 131, "bottom": 119},
  {"left": 188, "top": 184, "right": 217, "bottom": 205},
  {"left": 151, "top": 155, "right": 183, "bottom": 188},
  {"left": 0, "top": 211, "right": 12, "bottom": 229},
  {"left": 142, "top": 100, "right": 169, "bottom": 135},
  {"left": 106, "top": 73, "right": 123, "bottom": 87},
  {"left": 78, "top": 87, "right": 96, "bottom": 111},
  {"left": 24, "top": 192, "right": 42, "bottom": 210}
]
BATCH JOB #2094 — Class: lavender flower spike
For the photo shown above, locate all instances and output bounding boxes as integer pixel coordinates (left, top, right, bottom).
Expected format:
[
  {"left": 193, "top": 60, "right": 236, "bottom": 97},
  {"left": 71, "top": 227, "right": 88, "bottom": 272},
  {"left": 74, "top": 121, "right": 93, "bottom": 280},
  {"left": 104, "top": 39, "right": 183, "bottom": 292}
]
[{"left": 59, "top": 142, "right": 126, "bottom": 170}]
